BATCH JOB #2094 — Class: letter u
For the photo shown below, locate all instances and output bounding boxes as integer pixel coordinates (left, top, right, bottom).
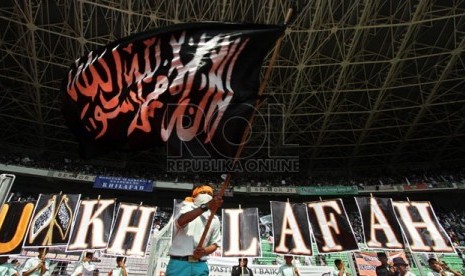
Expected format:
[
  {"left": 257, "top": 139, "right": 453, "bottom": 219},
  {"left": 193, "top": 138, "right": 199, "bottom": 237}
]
[{"left": 0, "top": 203, "right": 34, "bottom": 253}]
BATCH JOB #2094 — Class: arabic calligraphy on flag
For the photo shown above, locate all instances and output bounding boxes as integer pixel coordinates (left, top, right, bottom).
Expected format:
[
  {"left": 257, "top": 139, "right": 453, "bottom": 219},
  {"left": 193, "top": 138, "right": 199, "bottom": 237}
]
[{"left": 62, "top": 22, "right": 285, "bottom": 160}]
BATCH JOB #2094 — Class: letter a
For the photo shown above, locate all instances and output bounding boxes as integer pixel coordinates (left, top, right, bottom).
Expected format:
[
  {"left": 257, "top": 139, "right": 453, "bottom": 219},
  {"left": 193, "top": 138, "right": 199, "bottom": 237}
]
[
  {"left": 274, "top": 202, "right": 311, "bottom": 254},
  {"left": 367, "top": 197, "right": 403, "bottom": 248}
]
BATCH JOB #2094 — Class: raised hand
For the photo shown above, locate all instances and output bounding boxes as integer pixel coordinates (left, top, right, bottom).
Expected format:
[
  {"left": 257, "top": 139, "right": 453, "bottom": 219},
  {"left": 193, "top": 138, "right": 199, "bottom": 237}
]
[{"left": 208, "top": 195, "right": 223, "bottom": 210}]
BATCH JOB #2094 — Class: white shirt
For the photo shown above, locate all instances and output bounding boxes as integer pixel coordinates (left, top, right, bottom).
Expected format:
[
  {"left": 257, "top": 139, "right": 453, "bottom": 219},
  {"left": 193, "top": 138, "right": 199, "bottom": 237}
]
[
  {"left": 110, "top": 267, "right": 129, "bottom": 276},
  {"left": 21, "top": 257, "right": 50, "bottom": 276},
  {"left": 71, "top": 261, "right": 95, "bottom": 276},
  {"left": 304, "top": 256, "right": 312, "bottom": 266},
  {"left": 278, "top": 264, "right": 299, "bottom": 276},
  {"left": 331, "top": 270, "right": 346, "bottom": 276},
  {"left": 0, "top": 263, "right": 18, "bottom": 276},
  {"left": 168, "top": 202, "right": 221, "bottom": 260}
]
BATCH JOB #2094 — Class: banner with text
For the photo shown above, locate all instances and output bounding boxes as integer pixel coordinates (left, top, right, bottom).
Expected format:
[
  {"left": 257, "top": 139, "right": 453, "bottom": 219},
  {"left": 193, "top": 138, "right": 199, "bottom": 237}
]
[
  {"left": 354, "top": 251, "right": 408, "bottom": 276},
  {"left": 393, "top": 201, "right": 455, "bottom": 253},
  {"left": 154, "top": 257, "right": 334, "bottom": 276},
  {"left": 21, "top": 247, "right": 81, "bottom": 262},
  {"left": 106, "top": 203, "right": 157, "bottom": 257},
  {"left": 249, "top": 187, "right": 296, "bottom": 194},
  {"left": 298, "top": 186, "right": 358, "bottom": 196},
  {"left": 23, "top": 194, "right": 80, "bottom": 248},
  {"left": 67, "top": 199, "right": 116, "bottom": 251},
  {"left": 222, "top": 208, "right": 261, "bottom": 257},
  {"left": 270, "top": 201, "right": 313, "bottom": 256},
  {"left": 52, "top": 172, "right": 95, "bottom": 182},
  {"left": 355, "top": 197, "right": 405, "bottom": 250},
  {"left": 0, "top": 195, "right": 458, "bottom": 255},
  {"left": 0, "top": 201, "right": 35, "bottom": 255},
  {"left": 94, "top": 176, "right": 153, "bottom": 192},
  {"left": 307, "top": 199, "right": 359, "bottom": 253}
]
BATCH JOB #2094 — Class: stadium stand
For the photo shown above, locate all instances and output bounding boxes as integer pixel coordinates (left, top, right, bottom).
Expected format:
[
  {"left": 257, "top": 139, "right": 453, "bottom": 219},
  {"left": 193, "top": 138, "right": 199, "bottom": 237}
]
[{"left": 2, "top": 158, "right": 465, "bottom": 274}]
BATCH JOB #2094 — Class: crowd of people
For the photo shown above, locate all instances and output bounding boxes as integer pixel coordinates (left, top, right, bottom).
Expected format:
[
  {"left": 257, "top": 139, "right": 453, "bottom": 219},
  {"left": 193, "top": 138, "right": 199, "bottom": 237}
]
[
  {"left": 437, "top": 211, "right": 465, "bottom": 247},
  {"left": 2, "top": 152, "right": 465, "bottom": 189},
  {"left": 2, "top": 245, "right": 461, "bottom": 275},
  {"left": 2, "top": 152, "right": 465, "bottom": 275},
  {"left": 1, "top": 184, "right": 465, "bottom": 275},
  {"left": 0, "top": 248, "right": 129, "bottom": 276}
]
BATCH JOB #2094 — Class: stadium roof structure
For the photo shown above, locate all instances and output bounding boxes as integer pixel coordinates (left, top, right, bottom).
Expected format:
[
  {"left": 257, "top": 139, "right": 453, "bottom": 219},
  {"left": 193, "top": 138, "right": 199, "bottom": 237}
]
[{"left": 1, "top": 0, "right": 465, "bottom": 173}]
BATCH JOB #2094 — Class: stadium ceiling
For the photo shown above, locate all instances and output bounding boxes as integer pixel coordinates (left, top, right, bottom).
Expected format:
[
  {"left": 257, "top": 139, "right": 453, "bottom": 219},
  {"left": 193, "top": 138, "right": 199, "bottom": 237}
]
[{"left": 1, "top": 0, "right": 465, "bottom": 173}]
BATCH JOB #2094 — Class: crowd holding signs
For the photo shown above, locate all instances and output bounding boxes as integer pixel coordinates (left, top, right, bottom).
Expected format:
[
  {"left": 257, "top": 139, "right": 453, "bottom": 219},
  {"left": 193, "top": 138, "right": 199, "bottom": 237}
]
[{"left": 0, "top": 193, "right": 456, "bottom": 260}]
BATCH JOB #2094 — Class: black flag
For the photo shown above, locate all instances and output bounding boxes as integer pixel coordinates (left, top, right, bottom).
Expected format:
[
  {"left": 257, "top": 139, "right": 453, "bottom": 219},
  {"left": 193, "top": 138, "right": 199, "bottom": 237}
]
[
  {"left": 62, "top": 22, "right": 285, "bottom": 161},
  {"left": 24, "top": 194, "right": 80, "bottom": 247}
]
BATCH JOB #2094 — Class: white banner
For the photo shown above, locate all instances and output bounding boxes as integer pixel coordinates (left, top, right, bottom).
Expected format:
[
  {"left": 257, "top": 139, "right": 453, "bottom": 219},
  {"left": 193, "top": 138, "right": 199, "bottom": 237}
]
[
  {"left": 154, "top": 257, "right": 334, "bottom": 276},
  {"left": 52, "top": 171, "right": 96, "bottom": 182}
]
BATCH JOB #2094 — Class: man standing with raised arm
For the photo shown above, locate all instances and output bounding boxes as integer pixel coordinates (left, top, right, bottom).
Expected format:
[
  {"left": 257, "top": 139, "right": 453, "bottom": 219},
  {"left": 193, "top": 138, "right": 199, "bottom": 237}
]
[{"left": 166, "top": 184, "right": 223, "bottom": 276}]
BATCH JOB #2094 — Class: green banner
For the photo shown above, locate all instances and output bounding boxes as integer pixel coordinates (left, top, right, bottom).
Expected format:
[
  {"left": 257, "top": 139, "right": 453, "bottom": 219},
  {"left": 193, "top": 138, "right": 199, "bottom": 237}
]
[{"left": 298, "top": 185, "right": 358, "bottom": 195}]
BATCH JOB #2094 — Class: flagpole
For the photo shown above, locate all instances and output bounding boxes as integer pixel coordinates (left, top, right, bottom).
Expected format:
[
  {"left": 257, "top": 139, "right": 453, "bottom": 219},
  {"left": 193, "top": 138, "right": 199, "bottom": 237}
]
[
  {"left": 196, "top": 7, "right": 294, "bottom": 252},
  {"left": 44, "top": 195, "right": 59, "bottom": 245}
]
